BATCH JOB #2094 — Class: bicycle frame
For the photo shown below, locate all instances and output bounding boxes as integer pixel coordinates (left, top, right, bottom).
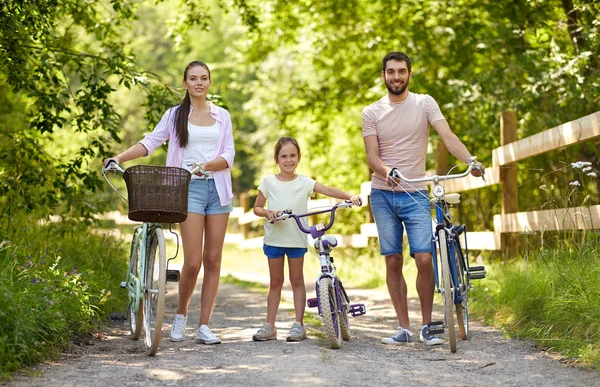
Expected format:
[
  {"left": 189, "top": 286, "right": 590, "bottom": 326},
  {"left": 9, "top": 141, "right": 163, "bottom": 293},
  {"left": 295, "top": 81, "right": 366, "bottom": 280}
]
[
  {"left": 275, "top": 201, "right": 366, "bottom": 349},
  {"left": 389, "top": 157, "right": 485, "bottom": 352}
]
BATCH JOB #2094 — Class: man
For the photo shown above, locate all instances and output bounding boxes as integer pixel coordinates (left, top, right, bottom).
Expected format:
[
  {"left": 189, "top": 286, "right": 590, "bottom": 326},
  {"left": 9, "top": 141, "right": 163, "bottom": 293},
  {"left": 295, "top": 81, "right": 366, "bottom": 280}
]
[{"left": 362, "top": 51, "right": 484, "bottom": 345}]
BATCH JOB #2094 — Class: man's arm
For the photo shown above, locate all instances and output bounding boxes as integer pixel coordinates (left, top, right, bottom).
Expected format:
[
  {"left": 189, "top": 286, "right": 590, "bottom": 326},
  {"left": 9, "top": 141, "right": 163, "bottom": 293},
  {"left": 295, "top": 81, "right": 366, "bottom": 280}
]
[
  {"left": 364, "top": 135, "right": 396, "bottom": 185},
  {"left": 432, "top": 119, "right": 484, "bottom": 176}
]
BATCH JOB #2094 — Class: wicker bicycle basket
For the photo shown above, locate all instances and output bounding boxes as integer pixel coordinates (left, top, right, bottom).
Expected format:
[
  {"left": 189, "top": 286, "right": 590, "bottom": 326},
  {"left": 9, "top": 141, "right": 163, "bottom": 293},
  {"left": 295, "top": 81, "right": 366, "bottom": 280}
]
[{"left": 123, "top": 165, "right": 191, "bottom": 223}]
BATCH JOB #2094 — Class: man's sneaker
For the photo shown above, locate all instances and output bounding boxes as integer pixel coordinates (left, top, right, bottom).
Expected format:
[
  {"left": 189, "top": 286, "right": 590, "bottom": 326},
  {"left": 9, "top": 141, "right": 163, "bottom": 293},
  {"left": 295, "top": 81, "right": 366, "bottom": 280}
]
[
  {"left": 252, "top": 322, "right": 277, "bottom": 341},
  {"left": 286, "top": 322, "right": 306, "bottom": 342},
  {"left": 170, "top": 314, "right": 187, "bottom": 342},
  {"left": 196, "top": 325, "right": 221, "bottom": 345},
  {"left": 381, "top": 327, "right": 414, "bottom": 345},
  {"left": 420, "top": 325, "right": 444, "bottom": 346}
]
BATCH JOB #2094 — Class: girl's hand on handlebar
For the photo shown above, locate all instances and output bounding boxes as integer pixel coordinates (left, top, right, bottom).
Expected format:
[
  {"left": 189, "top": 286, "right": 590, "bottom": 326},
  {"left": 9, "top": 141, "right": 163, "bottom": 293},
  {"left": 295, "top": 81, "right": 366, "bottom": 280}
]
[
  {"left": 265, "top": 209, "right": 280, "bottom": 222},
  {"left": 348, "top": 195, "right": 362, "bottom": 207}
]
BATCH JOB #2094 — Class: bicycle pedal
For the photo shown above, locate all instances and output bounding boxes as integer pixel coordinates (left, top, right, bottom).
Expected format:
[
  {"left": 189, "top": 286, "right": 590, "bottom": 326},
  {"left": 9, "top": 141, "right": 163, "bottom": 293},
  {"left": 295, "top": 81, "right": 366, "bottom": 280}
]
[
  {"left": 307, "top": 298, "right": 318, "bottom": 308},
  {"left": 349, "top": 303, "right": 366, "bottom": 317},
  {"left": 166, "top": 269, "right": 180, "bottom": 282},
  {"left": 468, "top": 266, "right": 487, "bottom": 280},
  {"left": 427, "top": 321, "right": 445, "bottom": 335},
  {"left": 108, "top": 312, "right": 127, "bottom": 325}
]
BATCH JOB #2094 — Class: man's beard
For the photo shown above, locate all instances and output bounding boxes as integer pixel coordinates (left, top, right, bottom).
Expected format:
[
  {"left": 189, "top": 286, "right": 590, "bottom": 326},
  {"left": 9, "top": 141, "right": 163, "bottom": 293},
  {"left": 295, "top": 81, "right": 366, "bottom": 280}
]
[{"left": 385, "top": 79, "right": 409, "bottom": 96}]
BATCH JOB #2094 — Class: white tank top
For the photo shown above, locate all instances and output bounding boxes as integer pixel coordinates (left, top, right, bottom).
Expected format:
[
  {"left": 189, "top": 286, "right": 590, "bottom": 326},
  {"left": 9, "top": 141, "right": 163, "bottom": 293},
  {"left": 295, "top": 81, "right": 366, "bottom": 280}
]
[{"left": 182, "top": 121, "right": 219, "bottom": 179}]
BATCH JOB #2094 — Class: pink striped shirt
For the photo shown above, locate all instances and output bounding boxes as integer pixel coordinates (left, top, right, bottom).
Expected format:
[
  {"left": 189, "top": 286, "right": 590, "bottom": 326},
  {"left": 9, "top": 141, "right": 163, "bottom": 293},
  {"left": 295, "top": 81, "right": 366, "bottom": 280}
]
[{"left": 139, "top": 101, "right": 235, "bottom": 206}]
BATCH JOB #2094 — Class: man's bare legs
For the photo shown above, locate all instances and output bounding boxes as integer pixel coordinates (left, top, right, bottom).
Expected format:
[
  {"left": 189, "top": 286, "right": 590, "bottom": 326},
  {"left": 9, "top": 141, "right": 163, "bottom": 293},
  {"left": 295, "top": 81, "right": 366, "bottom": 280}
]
[{"left": 385, "top": 251, "right": 435, "bottom": 331}]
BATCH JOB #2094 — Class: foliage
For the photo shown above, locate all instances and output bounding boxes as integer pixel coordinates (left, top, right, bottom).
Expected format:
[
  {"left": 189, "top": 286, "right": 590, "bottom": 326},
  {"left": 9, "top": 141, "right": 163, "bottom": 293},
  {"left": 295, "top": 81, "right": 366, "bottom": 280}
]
[
  {"left": 472, "top": 234, "right": 600, "bottom": 370},
  {"left": 0, "top": 213, "right": 128, "bottom": 378}
]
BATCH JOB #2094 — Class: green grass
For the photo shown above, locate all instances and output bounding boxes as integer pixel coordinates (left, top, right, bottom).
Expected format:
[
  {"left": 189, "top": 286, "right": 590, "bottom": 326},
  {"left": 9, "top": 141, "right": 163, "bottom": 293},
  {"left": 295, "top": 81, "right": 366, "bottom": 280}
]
[
  {"left": 0, "top": 214, "right": 129, "bottom": 379},
  {"left": 472, "top": 234, "right": 600, "bottom": 370}
]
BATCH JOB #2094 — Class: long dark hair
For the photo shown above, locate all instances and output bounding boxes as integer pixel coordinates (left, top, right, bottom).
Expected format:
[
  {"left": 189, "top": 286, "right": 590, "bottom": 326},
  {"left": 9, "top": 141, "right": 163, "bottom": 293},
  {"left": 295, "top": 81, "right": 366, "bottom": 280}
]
[{"left": 175, "top": 61, "right": 211, "bottom": 148}]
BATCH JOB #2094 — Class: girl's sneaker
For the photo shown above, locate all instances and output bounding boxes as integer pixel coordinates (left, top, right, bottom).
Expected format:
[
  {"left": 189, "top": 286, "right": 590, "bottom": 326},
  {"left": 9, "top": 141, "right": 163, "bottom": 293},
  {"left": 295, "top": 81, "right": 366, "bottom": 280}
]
[
  {"left": 253, "top": 322, "right": 277, "bottom": 341},
  {"left": 286, "top": 322, "right": 306, "bottom": 342},
  {"left": 196, "top": 325, "right": 221, "bottom": 345}
]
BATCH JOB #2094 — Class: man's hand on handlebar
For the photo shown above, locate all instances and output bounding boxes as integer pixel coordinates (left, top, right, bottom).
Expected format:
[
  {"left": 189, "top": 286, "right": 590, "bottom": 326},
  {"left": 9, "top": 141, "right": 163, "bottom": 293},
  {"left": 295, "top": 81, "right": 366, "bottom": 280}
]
[{"left": 470, "top": 160, "right": 486, "bottom": 179}]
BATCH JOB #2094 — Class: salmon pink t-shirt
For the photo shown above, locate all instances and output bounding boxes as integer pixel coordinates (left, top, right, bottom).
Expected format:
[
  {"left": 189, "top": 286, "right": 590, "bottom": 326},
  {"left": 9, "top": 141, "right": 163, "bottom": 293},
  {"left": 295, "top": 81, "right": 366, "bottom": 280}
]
[{"left": 362, "top": 92, "right": 445, "bottom": 192}]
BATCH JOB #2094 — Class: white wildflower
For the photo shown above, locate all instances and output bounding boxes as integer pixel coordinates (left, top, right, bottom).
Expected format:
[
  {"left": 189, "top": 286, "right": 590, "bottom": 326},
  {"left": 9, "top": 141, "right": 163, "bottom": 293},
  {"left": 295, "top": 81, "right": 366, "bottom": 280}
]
[
  {"left": 587, "top": 172, "right": 597, "bottom": 178},
  {"left": 571, "top": 161, "right": 592, "bottom": 169},
  {"left": 569, "top": 181, "right": 581, "bottom": 186},
  {"left": 583, "top": 167, "right": 592, "bottom": 172}
]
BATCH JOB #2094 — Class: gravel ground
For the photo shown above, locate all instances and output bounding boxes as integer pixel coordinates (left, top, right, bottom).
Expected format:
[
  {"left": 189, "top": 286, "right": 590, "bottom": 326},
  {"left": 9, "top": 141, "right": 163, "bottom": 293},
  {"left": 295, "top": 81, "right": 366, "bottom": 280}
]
[{"left": 6, "top": 272, "right": 600, "bottom": 387}]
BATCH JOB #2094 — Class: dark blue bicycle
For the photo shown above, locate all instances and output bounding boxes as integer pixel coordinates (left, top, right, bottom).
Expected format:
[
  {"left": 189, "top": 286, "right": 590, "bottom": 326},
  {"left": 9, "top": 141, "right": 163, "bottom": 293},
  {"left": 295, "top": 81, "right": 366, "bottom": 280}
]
[{"left": 389, "top": 157, "right": 486, "bottom": 353}]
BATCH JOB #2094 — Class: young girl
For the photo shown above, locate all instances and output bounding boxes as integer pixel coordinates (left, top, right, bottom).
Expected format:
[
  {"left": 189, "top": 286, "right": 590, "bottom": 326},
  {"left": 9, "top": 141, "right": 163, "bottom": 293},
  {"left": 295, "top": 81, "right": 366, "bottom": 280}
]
[
  {"left": 105, "top": 61, "right": 234, "bottom": 345},
  {"left": 252, "top": 137, "right": 362, "bottom": 342}
]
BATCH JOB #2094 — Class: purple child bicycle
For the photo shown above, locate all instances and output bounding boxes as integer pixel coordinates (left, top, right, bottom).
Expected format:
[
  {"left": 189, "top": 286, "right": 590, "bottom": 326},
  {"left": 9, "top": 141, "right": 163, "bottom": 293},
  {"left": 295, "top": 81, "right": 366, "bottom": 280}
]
[{"left": 275, "top": 201, "right": 366, "bottom": 349}]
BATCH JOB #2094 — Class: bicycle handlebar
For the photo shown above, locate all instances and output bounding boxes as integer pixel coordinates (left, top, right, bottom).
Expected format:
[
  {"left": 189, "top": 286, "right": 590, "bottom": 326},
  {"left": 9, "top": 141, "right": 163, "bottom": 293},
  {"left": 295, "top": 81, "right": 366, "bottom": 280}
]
[
  {"left": 388, "top": 156, "right": 483, "bottom": 184},
  {"left": 273, "top": 200, "right": 356, "bottom": 234}
]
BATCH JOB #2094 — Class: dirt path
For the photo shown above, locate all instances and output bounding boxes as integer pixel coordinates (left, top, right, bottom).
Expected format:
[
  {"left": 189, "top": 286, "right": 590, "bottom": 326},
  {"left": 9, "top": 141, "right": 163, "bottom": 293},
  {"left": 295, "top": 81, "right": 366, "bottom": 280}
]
[{"left": 6, "top": 273, "right": 600, "bottom": 387}]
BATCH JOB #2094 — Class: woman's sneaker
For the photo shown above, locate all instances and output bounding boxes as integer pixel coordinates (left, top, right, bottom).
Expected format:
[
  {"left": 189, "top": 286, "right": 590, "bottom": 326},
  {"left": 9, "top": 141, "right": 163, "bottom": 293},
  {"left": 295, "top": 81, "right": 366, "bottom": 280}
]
[
  {"left": 420, "top": 325, "right": 444, "bottom": 346},
  {"left": 170, "top": 314, "right": 187, "bottom": 342},
  {"left": 286, "top": 322, "right": 306, "bottom": 342},
  {"left": 381, "top": 327, "right": 414, "bottom": 345},
  {"left": 252, "top": 323, "right": 277, "bottom": 341},
  {"left": 196, "top": 325, "right": 221, "bottom": 345}
]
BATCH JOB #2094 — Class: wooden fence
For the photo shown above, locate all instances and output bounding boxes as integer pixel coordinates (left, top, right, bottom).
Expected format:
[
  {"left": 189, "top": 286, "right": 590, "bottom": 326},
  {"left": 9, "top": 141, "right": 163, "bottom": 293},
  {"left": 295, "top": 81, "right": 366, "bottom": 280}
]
[{"left": 231, "top": 111, "right": 600, "bottom": 251}]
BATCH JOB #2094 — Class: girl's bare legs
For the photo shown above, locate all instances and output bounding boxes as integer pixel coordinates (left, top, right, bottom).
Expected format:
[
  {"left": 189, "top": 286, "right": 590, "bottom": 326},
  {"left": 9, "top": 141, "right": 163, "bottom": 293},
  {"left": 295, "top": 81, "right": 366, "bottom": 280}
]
[
  {"left": 266, "top": 257, "right": 285, "bottom": 327},
  {"left": 199, "top": 213, "right": 229, "bottom": 325},
  {"left": 288, "top": 256, "right": 306, "bottom": 323},
  {"left": 178, "top": 213, "right": 205, "bottom": 316}
]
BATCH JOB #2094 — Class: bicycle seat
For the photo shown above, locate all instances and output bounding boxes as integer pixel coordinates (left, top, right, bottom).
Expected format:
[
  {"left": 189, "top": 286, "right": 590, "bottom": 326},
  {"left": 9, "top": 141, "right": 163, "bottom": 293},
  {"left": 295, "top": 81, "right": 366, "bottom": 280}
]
[{"left": 430, "top": 193, "right": 461, "bottom": 205}]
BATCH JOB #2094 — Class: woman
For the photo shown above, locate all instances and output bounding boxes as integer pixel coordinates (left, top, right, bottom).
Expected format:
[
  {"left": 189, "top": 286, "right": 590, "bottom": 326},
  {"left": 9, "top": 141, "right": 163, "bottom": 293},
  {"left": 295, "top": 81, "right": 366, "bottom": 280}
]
[{"left": 105, "top": 61, "right": 234, "bottom": 344}]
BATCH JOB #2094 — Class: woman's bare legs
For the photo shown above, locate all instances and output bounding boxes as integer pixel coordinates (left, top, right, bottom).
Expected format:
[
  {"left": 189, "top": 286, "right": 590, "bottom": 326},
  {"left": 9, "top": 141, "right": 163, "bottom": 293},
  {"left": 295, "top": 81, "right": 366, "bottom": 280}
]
[{"left": 198, "top": 213, "right": 229, "bottom": 325}]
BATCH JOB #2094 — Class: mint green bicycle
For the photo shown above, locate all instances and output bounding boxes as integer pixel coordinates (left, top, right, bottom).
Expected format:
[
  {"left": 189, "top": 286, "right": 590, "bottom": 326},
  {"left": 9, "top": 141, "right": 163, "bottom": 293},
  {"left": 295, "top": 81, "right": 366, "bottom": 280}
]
[{"left": 103, "top": 161, "right": 205, "bottom": 355}]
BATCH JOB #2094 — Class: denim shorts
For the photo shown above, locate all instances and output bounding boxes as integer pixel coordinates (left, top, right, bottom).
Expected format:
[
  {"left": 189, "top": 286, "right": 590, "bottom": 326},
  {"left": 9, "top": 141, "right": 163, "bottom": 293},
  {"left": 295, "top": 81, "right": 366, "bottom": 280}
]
[
  {"left": 370, "top": 189, "right": 433, "bottom": 257},
  {"left": 187, "top": 179, "right": 233, "bottom": 216},
  {"left": 263, "top": 244, "right": 308, "bottom": 259}
]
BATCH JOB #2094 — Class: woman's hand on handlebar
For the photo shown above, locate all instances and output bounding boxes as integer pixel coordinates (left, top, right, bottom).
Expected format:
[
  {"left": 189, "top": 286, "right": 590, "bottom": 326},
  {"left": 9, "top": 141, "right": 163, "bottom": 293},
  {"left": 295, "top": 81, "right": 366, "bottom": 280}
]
[{"left": 103, "top": 156, "right": 120, "bottom": 168}]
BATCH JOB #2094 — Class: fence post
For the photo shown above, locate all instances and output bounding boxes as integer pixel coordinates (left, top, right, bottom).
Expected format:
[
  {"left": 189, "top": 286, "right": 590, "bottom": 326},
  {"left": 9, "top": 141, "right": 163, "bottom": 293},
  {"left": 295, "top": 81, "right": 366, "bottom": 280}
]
[
  {"left": 240, "top": 192, "right": 250, "bottom": 240},
  {"left": 500, "top": 111, "right": 519, "bottom": 257}
]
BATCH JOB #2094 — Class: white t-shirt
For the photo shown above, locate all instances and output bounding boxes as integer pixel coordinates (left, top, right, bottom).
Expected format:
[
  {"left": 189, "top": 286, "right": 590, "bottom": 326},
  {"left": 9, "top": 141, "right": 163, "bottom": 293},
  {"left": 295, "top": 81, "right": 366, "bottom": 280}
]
[
  {"left": 182, "top": 121, "right": 219, "bottom": 179},
  {"left": 362, "top": 92, "right": 445, "bottom": 191},
  {"left": 258, "top": 174, "right": 316, "bottom": 247}
]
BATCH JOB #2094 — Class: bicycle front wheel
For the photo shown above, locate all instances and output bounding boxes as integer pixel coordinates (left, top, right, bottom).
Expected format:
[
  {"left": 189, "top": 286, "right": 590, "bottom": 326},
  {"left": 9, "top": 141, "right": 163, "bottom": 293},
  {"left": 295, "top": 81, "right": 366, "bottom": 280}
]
[
  {"left": 128, "top": 228, "right": 144, "bottom": 340},
  {"left": 318, "top": 277, "right": 341, "bottom": 349},
  {"left": 338, "top": 281, "right": 351, "bottom": 341},
  {"left": 438, "top": 230, "right": 456, "bottom": 353},
  {"left": 143, "top": 227, "right": 166, "bottom": 356}
]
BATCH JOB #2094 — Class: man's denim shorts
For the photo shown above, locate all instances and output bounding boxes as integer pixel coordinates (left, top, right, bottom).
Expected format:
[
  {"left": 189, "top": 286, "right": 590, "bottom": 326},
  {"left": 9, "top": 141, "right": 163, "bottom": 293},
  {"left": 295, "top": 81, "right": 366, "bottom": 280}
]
[
  {"left": 263, "top": 244, "right": 308, "bottom": 259},
  {"left": 370, "top": 188, "right": 433, "bottom": 257},
  {"left": 188, "top": 179, "right": 233, "bottom": 216}
]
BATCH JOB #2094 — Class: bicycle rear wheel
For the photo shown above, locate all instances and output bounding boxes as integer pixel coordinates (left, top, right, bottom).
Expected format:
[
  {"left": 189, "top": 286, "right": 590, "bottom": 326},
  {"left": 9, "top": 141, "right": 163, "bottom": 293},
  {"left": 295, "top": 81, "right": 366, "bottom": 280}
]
[
  {"left": 143, "top": 227, "right": 166, "bottom": 356},
  {"left": 318, "top": 277, "right": 341, "bottom": 349},
  {"left": 338, "top": 280, "right": 351, "bottom": 341},
  {"left": 455, "top": 242, "right": 470, "bottom": 341},
  {"left": 438, "top": 231, "right": 456, "bottom": 353},
  {"left": 128, "top": 228, "right": 143, "bottom": 340}
]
